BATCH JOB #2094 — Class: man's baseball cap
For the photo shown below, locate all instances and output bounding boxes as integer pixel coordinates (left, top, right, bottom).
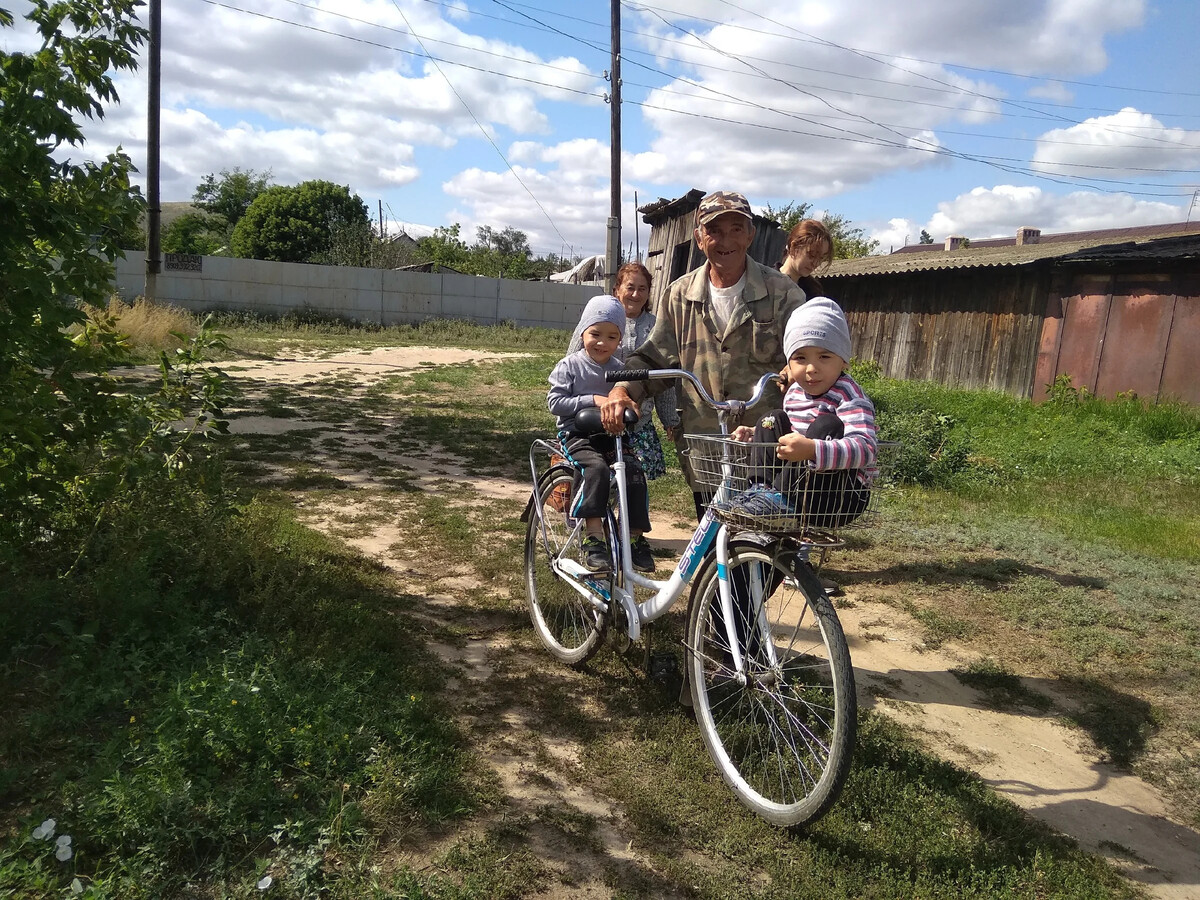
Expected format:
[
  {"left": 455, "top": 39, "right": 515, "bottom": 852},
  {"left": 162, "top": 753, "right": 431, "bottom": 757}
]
[{"left": 697, "top": 190, "right": 753, "bottom": 226}]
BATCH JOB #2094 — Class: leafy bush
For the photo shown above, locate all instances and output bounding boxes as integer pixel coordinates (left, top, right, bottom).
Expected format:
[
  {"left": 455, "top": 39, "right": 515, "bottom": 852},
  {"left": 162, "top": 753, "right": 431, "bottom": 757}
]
[{"left": 876, "top": 407, "right": 974, "bottom": 487}]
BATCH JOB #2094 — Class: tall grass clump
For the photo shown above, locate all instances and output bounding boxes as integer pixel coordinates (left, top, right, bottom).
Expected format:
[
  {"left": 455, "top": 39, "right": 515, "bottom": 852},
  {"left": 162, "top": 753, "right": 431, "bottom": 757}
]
[{"left": 91, "top": 296, "right": 196, "bottom": 361}]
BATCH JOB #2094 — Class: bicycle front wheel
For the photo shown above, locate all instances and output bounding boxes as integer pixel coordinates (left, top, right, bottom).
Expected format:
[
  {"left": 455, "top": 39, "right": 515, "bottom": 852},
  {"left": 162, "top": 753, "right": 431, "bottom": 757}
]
[
  {"left": 685, "top": 540, "right": 856, "bottom": 827},
  {"left": 525, "top": 466, "right": 607, "bottom": 666}
]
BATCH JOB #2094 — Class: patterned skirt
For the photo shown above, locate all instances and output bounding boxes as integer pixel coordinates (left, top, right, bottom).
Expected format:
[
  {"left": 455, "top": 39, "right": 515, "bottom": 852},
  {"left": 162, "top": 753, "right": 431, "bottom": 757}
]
[{"left": 630, "top": 423, "right": 667, "bottom": 481}]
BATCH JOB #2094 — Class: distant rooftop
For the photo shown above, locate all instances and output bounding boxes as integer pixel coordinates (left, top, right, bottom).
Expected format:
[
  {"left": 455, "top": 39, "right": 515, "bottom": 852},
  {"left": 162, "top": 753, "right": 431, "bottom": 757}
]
[{"left": 826, "top": 221, "right": 1200, "bottom": 277}]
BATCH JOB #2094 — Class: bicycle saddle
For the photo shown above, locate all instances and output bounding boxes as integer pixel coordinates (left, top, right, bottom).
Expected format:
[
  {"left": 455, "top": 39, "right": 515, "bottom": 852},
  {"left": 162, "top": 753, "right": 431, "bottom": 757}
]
[{"left": 573, "top": 406, "right": 638, "bottom": 436}]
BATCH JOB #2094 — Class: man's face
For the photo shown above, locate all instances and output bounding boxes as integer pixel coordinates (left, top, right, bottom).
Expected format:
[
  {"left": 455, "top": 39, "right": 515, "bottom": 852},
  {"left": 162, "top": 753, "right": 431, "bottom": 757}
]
[{"left": 695, "top": 213, "right": 755, "bottom": 276}]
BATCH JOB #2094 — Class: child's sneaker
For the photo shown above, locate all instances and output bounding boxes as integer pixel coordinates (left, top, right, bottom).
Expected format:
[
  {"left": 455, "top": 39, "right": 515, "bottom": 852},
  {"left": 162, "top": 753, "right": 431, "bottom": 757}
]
[
  {"left": 630, "top": 535, "right": 655, "bottom": 573},
  {"left": 710, "top": 482, "right": 769, "bottom": 516},
  {"left": 581, "top": 535, "right": 611, "bottom": 573},
  {"left": 730, "top": 486, "right": 796, "bottom": 527}
]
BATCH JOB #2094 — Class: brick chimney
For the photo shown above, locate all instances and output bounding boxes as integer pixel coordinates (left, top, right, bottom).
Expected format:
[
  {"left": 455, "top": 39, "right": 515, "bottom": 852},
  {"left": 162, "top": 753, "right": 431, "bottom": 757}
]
[
  {"left": 945, "top": 235, "right": 966, "bottom": 251},
  {"left": 1016, "top": 226, "right": 1041, "bottom": 246}
]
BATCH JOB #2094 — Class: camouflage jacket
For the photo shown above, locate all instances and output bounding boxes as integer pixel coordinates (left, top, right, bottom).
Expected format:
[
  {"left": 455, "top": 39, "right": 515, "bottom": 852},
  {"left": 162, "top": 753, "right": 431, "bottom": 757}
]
[{"left": 621, "top": 257, "right": 808, "bottom": 439}]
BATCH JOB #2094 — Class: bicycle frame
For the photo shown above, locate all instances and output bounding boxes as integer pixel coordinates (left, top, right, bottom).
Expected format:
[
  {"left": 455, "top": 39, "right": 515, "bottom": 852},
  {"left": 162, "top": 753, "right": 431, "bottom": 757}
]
[{"left": 531, "top": 369, "right": 792, "bottom": 667}]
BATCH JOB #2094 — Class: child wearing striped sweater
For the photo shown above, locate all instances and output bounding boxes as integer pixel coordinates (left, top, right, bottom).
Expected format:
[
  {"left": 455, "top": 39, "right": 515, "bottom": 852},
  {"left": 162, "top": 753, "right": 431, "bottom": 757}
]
[{"left": 725, "top": 297, "right": 878, "bottom": 528}]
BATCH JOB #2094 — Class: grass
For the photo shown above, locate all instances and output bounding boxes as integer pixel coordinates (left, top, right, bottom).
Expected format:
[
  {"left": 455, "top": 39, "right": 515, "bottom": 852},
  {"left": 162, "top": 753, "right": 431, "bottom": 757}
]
[
  {"left": 6, "top": 307, "right": 1196, "bottom": 896},
  {"left": 1, "top": 482, "right": 485, "bottom": 897}
]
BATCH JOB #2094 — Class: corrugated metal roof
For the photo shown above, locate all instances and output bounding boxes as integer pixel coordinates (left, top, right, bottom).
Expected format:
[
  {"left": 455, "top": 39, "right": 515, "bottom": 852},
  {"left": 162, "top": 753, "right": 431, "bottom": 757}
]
[
  {"left": 1056, "top": 233, "right": 1200, "bottom": 264},
  {"left": 892, "top": 220, "right": 1200, "bottom": 255},
  {"left": 824, "top": 239, "right": 1104, "bottom": 276},
  {"left": 825, "top": 227, "right": 1200, "bottom": 278}
]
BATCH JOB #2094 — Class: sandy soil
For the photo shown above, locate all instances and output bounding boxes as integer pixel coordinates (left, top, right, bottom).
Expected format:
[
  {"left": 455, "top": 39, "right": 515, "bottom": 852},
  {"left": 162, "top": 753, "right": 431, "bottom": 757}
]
[{"left": 226, "top": 345, "right": 1200, "bottom": 899}]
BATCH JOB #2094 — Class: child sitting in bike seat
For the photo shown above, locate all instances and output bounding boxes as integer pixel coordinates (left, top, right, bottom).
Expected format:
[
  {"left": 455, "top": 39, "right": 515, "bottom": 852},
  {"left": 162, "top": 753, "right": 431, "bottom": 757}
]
[
  {"left": 723, "top": 297, "right": 878, "bottom": 528},
  {"left": 548, "top": 296, "right": 654, "bottom": 574}
]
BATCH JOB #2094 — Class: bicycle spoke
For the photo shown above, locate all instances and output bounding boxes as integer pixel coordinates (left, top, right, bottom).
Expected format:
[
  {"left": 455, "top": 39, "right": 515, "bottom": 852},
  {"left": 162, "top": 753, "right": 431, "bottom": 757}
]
[
  {"left": 688, "top": 542, "right": 856, "bottom": 827},
  {"left": 525, "top": 469, "right": 606, "bottom": 665}
]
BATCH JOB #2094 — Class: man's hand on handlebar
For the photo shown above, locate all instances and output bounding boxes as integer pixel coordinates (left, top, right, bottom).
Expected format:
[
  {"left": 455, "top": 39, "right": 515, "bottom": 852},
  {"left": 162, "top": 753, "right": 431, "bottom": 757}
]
[{"left": 601, "top": 386, "right": 639, "bottom": 435}]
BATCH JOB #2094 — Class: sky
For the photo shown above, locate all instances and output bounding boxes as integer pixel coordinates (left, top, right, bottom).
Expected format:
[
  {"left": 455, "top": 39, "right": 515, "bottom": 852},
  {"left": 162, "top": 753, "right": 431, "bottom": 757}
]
[{"left": 6, "top": 0, "right": 1200, "bottom": 260}]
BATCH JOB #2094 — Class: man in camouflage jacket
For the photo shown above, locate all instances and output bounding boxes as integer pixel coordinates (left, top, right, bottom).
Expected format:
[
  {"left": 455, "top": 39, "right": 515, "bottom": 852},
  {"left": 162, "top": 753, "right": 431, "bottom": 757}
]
[{"left": 602, "top": 190, "right": 808, "bottom": 500}]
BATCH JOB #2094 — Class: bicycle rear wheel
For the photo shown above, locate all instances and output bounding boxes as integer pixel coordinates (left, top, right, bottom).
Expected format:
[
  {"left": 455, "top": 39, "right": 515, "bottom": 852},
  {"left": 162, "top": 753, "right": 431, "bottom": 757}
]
[
  {"left": 685, "top": 539, "right": 856, "bottom": 827},
  {"left": 525, "top": 466, "right": 607, "bottom": 666}
]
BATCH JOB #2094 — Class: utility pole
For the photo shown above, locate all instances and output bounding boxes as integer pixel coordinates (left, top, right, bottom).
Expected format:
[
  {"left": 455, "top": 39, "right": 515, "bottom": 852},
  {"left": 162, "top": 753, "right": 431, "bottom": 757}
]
[
  {"left": 145, "top": 0, "right": 161, "bottom": 302},
  {"left": 604, "top": 0, "right": 621, "bottom": 293},
  {"left": 633, "top": 189, "right": 639, "bottom": 261}
]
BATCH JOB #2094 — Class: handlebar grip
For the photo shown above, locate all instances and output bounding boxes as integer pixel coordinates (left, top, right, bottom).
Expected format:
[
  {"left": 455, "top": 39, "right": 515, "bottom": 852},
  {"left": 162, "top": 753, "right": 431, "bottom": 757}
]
[{"left": 605, "top": 368, "right": 649, "bottom": 383}]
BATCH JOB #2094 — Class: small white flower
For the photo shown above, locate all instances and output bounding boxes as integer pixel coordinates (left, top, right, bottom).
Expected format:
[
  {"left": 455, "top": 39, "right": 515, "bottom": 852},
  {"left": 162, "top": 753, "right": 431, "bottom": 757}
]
[
  {"left": 55, "top": 843, "right": 73, "bottom": 862},
  {"left": 32, "top": 819, "right": 55, "bottom": 840},
  {"left": 71, "top": 878, "right": 84, "bottom": 894},
  {"left": 57, "top": 834, "right": 72, "bottom": 848},
  {"left": 257, "top": 875, "right": 273, "bottom": 890}
]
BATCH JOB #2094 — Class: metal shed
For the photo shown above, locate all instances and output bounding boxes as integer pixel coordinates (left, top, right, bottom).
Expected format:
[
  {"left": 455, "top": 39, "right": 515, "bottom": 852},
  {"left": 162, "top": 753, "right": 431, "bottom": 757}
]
[{"left": 822, "top": 227, "right": 1200, "bottom": 404}]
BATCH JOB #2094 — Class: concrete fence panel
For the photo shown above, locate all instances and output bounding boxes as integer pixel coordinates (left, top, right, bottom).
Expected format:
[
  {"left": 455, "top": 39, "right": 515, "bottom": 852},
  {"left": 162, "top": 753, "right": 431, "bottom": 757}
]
[{"left": 112, "top": 253, "right": 598, "bottom": 331}]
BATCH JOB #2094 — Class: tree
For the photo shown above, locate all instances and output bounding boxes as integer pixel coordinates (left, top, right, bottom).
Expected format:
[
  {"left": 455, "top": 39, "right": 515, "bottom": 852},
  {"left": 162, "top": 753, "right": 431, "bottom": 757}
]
[
  {"left": 821, "top": 213, "right": 880, "bottom": 259},
  {"left": 919, "top": 229, "right": 934, "bottom": 245},
  {"left": 472, "top": 225, "right": 533, "bottom": 278},
  {"left": 1, "top": 0, "right": 147, "bottom": 526},
  {"left": 475, "top": 225, "right": 531, "bottom": 258},
  {"left": 193, "top": 166, "right": 272, "bottom": 228},
  {"left": 230, "top": 180, "right": 371, "bottom": 263},
  {"left": 761, "top": 202, "right": 879, "bottom": 259},
  {"left": 762, "top": 201, "right": 813, "bottom": 235},
  {"left": 162, "top": 211, "right": 227, "bottom": 255},
  {"left": 416, "top": 224, "right": 471, "bottom": 272}
]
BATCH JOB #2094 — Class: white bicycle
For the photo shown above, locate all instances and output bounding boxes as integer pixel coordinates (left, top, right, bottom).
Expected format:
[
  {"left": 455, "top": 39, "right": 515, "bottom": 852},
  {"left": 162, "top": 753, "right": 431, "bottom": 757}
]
[{"left": 523, "top": 367, "right": 891, "bottom": 828}]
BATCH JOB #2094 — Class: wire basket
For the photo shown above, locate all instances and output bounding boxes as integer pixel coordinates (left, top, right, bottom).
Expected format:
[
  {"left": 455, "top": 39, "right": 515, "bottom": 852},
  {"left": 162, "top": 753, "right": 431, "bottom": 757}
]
[{"left": 685, "top": 435, "right": 899, "bottom": 540}]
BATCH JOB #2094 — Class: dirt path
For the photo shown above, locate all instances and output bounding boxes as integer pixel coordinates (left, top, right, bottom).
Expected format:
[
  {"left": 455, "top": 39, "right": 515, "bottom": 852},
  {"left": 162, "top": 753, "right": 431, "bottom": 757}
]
[{"left": 227, "top": 345, "right": 1200, "bottom": 899}]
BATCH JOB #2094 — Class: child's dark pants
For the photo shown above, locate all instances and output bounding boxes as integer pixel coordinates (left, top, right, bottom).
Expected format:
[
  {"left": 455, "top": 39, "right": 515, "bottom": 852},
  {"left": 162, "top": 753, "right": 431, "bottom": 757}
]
[
  {"left": 749, "top": 409, "right": 869, "bottom": 528},
  {"left": 561, "top": 432, "right": 652, "bottom": 533}
]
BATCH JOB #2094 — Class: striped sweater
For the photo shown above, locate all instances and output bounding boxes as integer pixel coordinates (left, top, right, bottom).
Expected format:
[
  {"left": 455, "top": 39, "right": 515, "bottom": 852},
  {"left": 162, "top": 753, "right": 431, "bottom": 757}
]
[{"left": 782, "top": 372, "right": 878, "bottom": 481}]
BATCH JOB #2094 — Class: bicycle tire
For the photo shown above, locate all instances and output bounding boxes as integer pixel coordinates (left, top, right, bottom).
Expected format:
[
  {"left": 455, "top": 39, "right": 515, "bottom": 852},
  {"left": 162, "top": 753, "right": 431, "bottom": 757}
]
[
  {"left": 525, "top": 466, "right": 607, "bottom": 666},
  {"left": 685, "top": 539, "right": 856, "bottom": 827}
]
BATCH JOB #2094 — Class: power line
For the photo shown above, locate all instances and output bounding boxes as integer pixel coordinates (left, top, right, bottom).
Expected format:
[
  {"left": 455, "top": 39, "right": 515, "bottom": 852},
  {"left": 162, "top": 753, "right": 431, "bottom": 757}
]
[
  {"left": 419, "top": 0, "right": 1200, "bottom": 121},
  {"left": 477, "top": 0, "right": 1198, "bottom": 193},
  {"left": 386, "top": 0, "right": 576, "bottom": 255},
  {"left": 625, "top": 97, "right": 1195, "bottom": 198},
  {"left": 619, "top": 5, "right": 1175, "bottom": 195},
  {"left": 274, "top": 0, "right": 610, "bottom": 88},
  {"left": 622, "top": 78, "right": 1200, "bottom": 162},
  {"left": 190, "top": 0, "right": 1197, "bottom": 199},
  {"left": 696, "top": 0, "right": 1190, "bottom": 150},
  {"left": 620, "top": 0, "right": 1200, "bottom": 99},
  {"left": 194, "top": 0, "right": 603, "bottom": 99}
]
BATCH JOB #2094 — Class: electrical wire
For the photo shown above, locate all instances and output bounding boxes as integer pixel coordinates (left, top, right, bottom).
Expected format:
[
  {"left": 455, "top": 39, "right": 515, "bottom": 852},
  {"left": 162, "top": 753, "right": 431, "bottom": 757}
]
[
  {"left": 189, "top": 0, "right": 1197, "bottom": 199},
  {"left": 385, "top": 0, "right": 576, "bottom": 255}
]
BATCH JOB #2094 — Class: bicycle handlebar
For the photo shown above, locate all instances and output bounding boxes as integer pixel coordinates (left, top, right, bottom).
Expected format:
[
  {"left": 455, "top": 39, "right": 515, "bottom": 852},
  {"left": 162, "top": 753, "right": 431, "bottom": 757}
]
[{"left": 605, "top": 367, "right": 783, "bottom": 422}]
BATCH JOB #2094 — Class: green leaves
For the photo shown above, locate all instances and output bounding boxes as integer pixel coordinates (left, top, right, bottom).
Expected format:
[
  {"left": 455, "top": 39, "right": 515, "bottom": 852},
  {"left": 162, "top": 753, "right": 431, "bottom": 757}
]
[
  {"left": 0, "top": 1, "right": 158, "bottom": 559},
  {"left": 230, "top": 180, "right": 372, "bottom": 263}
]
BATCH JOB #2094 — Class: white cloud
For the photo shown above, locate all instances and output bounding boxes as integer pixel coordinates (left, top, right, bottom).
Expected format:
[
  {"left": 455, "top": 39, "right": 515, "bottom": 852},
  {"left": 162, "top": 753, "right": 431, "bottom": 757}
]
[
  {"left": 443, "top": 155, "right": 615, "bottom": 258},
  {"left": 870, "top": 218, "right": 921, "bottom": 253},
  {"left": 619, "top": 0, "right": 1147, "bottom": 202},
  {"left": 923, "top": 184, "right": 1185, "bottom": 241},
  {"left": 1032, "top": 107, "right": 1200, "bottom": 176}
]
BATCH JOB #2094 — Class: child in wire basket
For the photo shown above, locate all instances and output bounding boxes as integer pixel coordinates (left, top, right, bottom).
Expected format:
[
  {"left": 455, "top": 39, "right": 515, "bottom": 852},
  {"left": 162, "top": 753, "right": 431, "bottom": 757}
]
[
  {"left": 547, "top": 296, "right": 655, "bottom": 574},
  {"left": 722, "top": 297, "right": 878, "bottom": 529}
]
